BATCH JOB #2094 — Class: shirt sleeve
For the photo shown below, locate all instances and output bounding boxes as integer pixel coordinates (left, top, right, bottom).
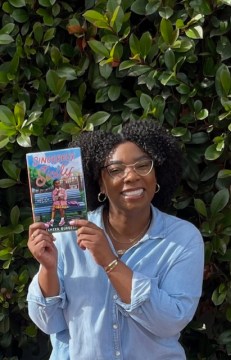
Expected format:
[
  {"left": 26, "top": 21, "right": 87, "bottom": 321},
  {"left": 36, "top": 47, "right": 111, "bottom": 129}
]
[
  {"left": 116, "top": 233, "right": 204, "bottom": 337},
  {"left": 27, "top": 266, "right": 68, "bottom": 335}
]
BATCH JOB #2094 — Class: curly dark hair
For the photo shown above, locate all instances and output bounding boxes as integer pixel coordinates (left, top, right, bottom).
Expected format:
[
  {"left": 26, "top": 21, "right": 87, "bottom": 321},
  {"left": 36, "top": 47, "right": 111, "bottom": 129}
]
[{"left": 69, "top": 119, "right": 182, "bottom": 211}]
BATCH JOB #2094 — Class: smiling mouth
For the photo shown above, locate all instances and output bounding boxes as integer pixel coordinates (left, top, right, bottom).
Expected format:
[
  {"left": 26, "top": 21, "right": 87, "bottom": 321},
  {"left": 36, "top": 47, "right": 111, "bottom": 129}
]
[{"left": 122, "top": 189, "right": 144, "bottom": 197}]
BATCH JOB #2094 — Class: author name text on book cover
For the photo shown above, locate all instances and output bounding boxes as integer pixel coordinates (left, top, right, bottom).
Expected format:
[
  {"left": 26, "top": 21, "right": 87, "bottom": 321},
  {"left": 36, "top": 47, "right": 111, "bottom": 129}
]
[{"left": 26, "top": 148, "right": 87, "bottom": 233}]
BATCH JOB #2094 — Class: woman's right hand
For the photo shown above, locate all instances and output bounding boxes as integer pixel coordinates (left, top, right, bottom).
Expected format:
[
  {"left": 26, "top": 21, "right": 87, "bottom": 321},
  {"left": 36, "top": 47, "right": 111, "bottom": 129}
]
[{"left": 28, "top": 222, "right": 57, "bottom": 270}]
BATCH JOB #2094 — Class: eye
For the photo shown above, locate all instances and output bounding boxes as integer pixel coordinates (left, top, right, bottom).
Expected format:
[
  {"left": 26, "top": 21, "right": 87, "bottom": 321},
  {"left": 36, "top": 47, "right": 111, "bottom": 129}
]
[
  {"left": 108, "top": 165, "right": 124, "bottom": 175},
  {"left": 136, "top": 160, "right": 151, "bottom": 170}
]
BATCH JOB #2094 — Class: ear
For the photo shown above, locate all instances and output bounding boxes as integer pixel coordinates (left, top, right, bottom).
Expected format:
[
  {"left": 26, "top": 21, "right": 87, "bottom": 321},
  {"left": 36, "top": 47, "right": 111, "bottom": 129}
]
[
  {"left": 99, "top": 176, "right": 103, "bottom": 192},
  {"left": 98, "top": 176, "right": 105, "bottom": 193}
]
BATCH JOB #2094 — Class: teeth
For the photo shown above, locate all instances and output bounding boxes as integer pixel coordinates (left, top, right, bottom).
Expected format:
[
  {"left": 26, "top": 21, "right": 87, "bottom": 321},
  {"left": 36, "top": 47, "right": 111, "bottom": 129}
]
[{"left": 123, "top": 189, "right": 143, "bottom": 196}]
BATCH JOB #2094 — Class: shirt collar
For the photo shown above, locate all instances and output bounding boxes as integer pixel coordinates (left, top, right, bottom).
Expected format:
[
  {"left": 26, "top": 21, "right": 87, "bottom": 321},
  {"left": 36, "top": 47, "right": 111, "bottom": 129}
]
[
  {"left": 89, "top": 204, "right": 166, "bottom": 241},
  {"left": 148, "top": 205, "right": 166, "bottom": 240}
]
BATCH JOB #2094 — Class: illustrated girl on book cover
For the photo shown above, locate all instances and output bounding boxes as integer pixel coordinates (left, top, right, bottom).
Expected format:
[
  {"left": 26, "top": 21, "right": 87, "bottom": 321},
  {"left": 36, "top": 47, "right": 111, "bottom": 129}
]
[{"left": 46, "top": 179, "right": 68, "bottom": 227}]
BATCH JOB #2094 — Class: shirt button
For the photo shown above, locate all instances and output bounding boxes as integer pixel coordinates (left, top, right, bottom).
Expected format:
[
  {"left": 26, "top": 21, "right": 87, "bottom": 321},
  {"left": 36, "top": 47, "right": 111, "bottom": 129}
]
[
  {"left": 113, "top": 324, "right": 118, "bottom": 329},
  {"left": 115, "top": 351, "right": 120, "bottom": 357},
  {"left": 113, "top": 294, "right": 118, "bottom": 300}
]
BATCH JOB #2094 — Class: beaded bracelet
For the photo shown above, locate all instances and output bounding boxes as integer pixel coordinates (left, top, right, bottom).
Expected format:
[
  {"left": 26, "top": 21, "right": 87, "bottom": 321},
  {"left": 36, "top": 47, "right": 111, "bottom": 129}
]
[{"left": 104, "top": 258, "right": 119, "bottom": 274}]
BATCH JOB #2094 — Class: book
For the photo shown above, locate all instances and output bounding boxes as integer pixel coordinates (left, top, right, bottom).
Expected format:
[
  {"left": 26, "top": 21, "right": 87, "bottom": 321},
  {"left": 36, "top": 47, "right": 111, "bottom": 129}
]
[{"left": 26, "top": 148, "right": 88, "bottom": 233}]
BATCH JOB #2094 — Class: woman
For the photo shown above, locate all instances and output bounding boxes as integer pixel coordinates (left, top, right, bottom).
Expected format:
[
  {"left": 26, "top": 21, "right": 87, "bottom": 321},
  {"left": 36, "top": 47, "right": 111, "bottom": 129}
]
[{"left": 27, "top": 119, "right": 204, "bottom": 360}]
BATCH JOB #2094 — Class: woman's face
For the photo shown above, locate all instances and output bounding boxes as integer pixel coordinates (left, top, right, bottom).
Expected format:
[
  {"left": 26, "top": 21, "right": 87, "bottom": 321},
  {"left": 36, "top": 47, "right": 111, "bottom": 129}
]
[{"left": 100, "top": 141, "right": 157, "bottom": 214}]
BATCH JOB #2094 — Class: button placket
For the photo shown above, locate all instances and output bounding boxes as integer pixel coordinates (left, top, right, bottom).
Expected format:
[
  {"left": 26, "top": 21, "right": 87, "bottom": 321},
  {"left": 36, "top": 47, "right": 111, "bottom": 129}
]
[{"left": 112, "top": 292, "right": 122, "bottom": 359}]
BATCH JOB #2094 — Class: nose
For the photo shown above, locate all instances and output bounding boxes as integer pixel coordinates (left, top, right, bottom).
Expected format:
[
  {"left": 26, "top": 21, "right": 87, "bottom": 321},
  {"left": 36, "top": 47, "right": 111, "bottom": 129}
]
[{"left": 123, "top": 165, "right": 139, "bottom": 179}]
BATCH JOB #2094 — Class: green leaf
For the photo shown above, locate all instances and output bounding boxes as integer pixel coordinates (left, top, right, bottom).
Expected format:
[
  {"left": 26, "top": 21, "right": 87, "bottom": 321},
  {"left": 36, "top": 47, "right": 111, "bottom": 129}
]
[
  {"left": 33, "top": 22, "right": 43, "bottom": 44},
  {"left": 160, "top": 18, "right": 176, "bottom": 45},
  {"left": 11, "top": 9, "right": 29, "bottom": 23},
  {"left": 217, "top": 330, "right": 231, "bottom": 345},
  {"left": 66, "top": 100, "right": 82, "bottom": 126},
  {"left": 129, "top": 65, "right": 150, "bottom": 76},
  {"left": 210, "top": 189, "right": 230, "bottom": 216},
  {"left": 140, "top": 93, "right": 153, "bottom": 111},
  {"left": 83, "top": 10, "right": 111, "bottom": 30},
  {"left": 140, "top": 32, "right": 152, "bottom": 59},
  {"left": 185, "top": 25, "right": 203, "bottom": 39},
  {"left": 0, "top": 138, "right": 10, "bottom": 149},
  {"left": 10, "top": 206, "right": 20, "bottom": 226},
  {"left": 9, "top": 0, "right": 26, "bottom": 7},
  {"left": 171, "top": 38, "right": 193, "bottom": 52},
  {"left": 119, "top": 60, "right": 136, "bottom": 71},
  {"left": 216, "top": 64, "right": 231, "bottom": 100},
  {"left": 131, "top": 0, "right": 146, "bottom": 15},
  {"left": 0, "top": 23, "right": 15, "bottom": 35},
  {"left": 0, "top": 106, "right": 16, "bottom": 126},
  {"left": 218, "top": 170, "right": 231, "bottom": 179},
  {"left": 194, "top": 199, "right": 207, "bottom": 217},
  {"left": 205, "top": 143, "right": 223, "bottom": 160},
  {"left": 61, "top": 123, "right": 81, "bottom": 135},
  {"left": 18, "top": 269, "right": 29, "bottom": 284},
  {"left": 46, "top": 70, "right": 67, "bottom": 96},
  {"left": 164, "top": 48, "right": 175, "bottom": 70},
  {"left": 95, "top": 88, "right": 109, "bottom": 103},
  {"left": 109, "top": 5, "right": 123, "bottom": 33},
  {"left": 0, "top": 179, "right": 18, "bottom": 188},
  {"left": 0, "top": 249, "right": 12, "bottom": 261},
  {"left": 14, "top": 102, "right": 26, "bottom": 127},
  {"left": 190, "top": 132, "right": 209, "bottom": 144},
  {"left": 196, "top": 108, "right": 208, "bottom": 120},
  {"left": 200, "top": 164, "right": 219, "bottom": 181},
  {"left": 37, "top": 136, "right": 51, "bottom": 151},
  {"left": 212, "top": 284, "right": 227, "bottom": 306},
  {"left": 43, "top": 27, "right": 56, "bottom": 42},
  {"left": 217, "top": 36, "right": 231, "bottom": 61},
  {"left": 87, "top": 111, "right": 110, "bottom": 126},
  {"left": 88, "top": 40, "right": 110, "bottom": 58},
  {"left": 39, "top": 0, "right": 56, "bottom": 6},
  {"left": 2, "top": 160, "right": 20, "bottom": 181},
  {"left": 0, "top": 34, "right": 14, "bottom": 45},
  {"left": 171, "top": 127, "right": 187, "bottom": 137},
  {"left": 159, "top": 6, "right": 173, "bottom": 19},
  {"left": 129, "top": 33, "right": 140, "bottom": 56},
  {"left": 17, "top": 134, "right": 31, "bottom": 147},
  {"left": 108, "top": 85, "right": 121, "bottom": 101}
]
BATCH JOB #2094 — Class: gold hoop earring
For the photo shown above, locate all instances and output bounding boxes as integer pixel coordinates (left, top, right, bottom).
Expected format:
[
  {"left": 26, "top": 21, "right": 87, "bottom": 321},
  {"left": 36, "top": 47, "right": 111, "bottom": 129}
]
[
  {"left": 155, "top": 183, "right": 160, "bottom": 193},
  {"left": 98, "top": 192, "right": 107, "bottom": 202}
]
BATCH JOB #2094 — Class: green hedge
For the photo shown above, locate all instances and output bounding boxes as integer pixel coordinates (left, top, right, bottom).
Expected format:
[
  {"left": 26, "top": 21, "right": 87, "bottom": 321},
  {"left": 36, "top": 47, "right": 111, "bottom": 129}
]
[{"left": 0, "top": 0, "right": 231, "bottom": 359}]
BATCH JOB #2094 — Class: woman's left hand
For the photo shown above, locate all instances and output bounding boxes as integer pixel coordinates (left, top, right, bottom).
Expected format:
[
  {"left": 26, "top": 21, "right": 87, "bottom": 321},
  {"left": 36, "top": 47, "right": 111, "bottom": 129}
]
[{"left": 70, "top": 219, "right": 116, "bottom": 267}]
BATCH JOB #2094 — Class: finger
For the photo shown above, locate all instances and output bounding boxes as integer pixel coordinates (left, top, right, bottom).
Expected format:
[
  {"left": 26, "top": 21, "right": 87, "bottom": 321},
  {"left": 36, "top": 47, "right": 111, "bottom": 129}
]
[
  {"left": 29, "top": 222, "right": 47, "bottom": 237},
  {"left": 30, "top": 231, "right": 55, "bottom": 246},
  {"left": 78, "top": 240, "right": 86, "bottom": 250},
  {"left": 70, "top": 219, "right": 96, "bottom": 228},
  {"left": 77, "top": 225, "right": 102, "bottom": 237},
  {"left": 33, "top": 238, "right": 55, "bottom": 249}
]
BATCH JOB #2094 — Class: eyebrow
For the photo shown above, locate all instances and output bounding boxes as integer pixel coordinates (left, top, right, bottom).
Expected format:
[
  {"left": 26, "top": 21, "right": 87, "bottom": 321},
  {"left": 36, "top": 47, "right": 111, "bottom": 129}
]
[{"left": 106, "top": 155, "right": 150, "bottom": 165}]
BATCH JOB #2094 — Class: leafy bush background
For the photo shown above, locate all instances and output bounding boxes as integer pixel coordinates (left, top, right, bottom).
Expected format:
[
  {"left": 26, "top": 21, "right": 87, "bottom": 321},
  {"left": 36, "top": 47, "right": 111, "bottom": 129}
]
[{"left": 0, "top": 0, "right": 231, "bottom": 359}]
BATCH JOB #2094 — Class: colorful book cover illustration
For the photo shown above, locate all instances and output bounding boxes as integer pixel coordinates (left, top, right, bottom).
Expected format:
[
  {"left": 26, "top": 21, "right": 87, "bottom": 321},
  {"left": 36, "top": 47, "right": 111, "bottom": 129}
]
[{"left": 26, "top": 148, "right": 88, "bottom": 233}]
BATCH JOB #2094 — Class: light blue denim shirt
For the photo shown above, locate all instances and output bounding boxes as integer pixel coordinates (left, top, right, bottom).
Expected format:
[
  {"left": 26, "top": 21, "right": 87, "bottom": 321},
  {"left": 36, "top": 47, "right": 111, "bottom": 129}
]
[{"left": 27, "top": 205, "right": 204, "bottom": 360}]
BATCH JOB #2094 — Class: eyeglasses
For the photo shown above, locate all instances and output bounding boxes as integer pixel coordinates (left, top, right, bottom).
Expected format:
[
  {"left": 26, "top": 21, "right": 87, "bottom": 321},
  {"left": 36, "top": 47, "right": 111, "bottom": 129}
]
[{"left": 102, "top": 159, "right": 154, "bottom": 179}]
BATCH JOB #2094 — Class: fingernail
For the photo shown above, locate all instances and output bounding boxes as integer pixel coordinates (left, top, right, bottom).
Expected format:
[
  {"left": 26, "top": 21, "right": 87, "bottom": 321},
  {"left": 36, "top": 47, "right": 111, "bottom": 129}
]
[{"left": 69, "top": 220, "right": 75, "bottom": 225}]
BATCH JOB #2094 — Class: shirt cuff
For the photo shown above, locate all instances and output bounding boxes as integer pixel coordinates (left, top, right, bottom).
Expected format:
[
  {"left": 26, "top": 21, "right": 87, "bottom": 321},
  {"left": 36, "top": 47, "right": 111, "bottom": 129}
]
[
  {"left": 27, "top": 273, "right": 66, "bottom": 308},
  {"left": 116, "top": 271, "right": 159, "bottom": 312}
]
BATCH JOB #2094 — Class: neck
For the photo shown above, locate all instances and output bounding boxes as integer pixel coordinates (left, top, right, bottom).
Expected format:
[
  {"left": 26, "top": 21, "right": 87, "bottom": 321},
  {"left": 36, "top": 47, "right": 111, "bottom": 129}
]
[{"left": 107, "top": 210, "right": 151, "bottom": 244}]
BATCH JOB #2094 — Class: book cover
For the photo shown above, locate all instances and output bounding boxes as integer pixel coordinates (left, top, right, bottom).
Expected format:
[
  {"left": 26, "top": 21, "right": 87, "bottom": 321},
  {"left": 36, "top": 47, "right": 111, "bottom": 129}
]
[{"left": 26, "top": 147, "right": 88, "bottom": 233}]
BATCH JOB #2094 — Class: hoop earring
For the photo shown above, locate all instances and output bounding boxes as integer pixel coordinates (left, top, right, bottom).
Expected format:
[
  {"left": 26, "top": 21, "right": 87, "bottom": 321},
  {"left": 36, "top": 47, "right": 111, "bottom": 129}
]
[
  {"left": 98, "top": 192, "right": 107, "bottom": 202},
  {"left": 155, "top": 183, "right": 160, "bottom": 193}
]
